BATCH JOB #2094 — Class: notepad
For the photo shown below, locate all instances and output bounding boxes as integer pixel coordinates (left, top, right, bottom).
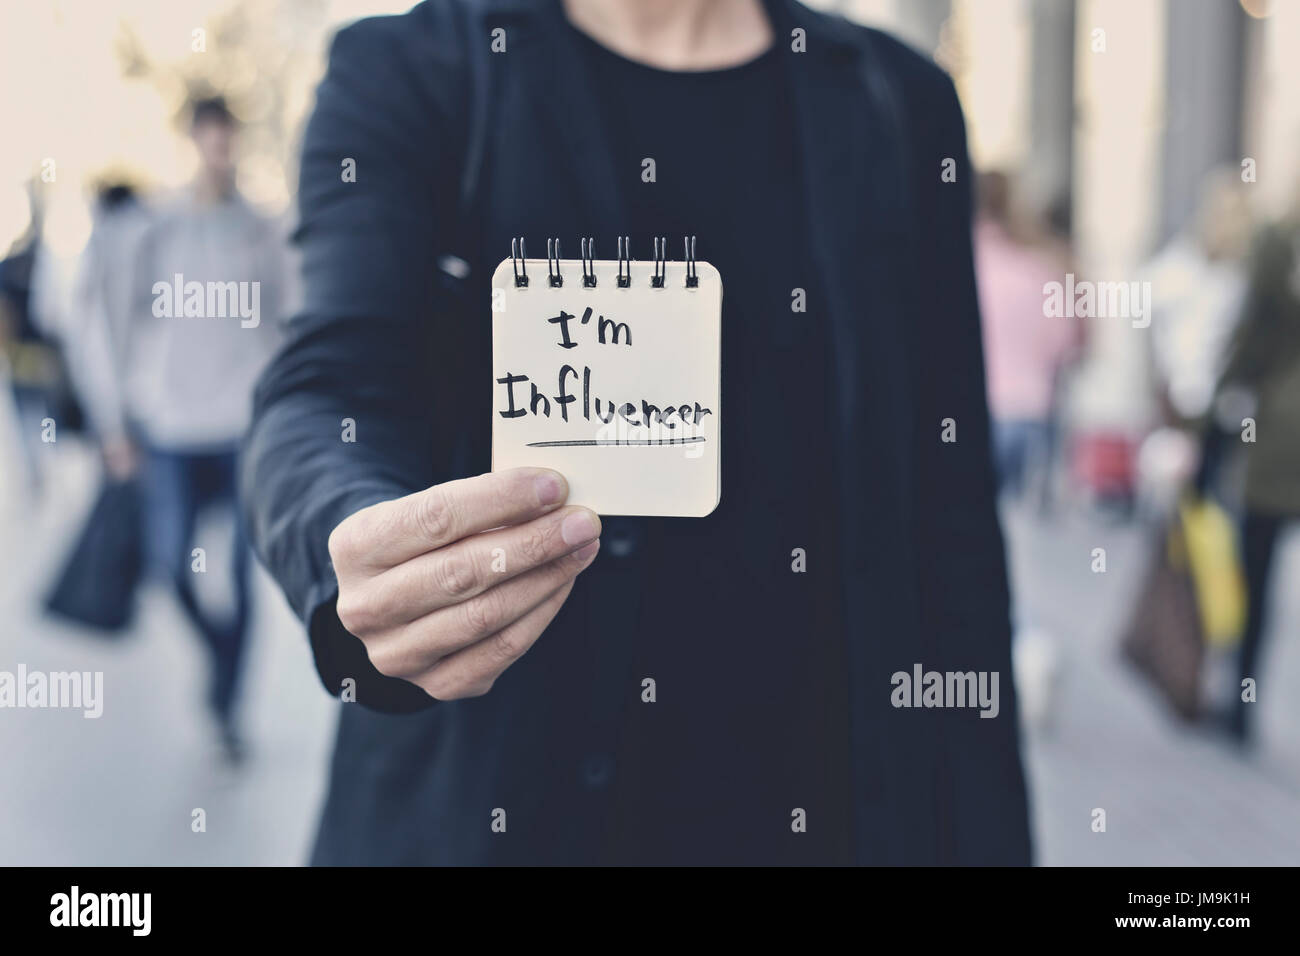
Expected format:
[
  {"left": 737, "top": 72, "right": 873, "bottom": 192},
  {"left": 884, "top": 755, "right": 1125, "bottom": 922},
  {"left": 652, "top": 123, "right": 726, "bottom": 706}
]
[{"left": 491, "top": 244, "right": 722, "bottom": 517}]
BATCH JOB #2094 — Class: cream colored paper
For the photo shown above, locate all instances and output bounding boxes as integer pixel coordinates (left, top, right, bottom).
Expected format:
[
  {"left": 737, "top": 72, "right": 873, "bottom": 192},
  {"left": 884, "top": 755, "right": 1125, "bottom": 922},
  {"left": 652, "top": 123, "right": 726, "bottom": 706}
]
[{"left": 491, "top": 257, "right": 722, "bottom": 517}]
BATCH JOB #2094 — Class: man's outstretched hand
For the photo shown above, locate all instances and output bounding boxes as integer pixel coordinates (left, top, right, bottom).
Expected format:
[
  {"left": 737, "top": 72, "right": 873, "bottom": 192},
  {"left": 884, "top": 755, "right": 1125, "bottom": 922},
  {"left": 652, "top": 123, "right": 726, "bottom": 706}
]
[{"left": 328, "top": 468, "right": 601, "bottom": 700}]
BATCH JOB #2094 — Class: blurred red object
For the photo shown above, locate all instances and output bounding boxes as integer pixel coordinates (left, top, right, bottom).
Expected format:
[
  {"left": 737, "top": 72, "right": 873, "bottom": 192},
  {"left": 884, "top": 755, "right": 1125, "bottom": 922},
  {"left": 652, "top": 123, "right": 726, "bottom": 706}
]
[{"left": 1072, "top": 431, "right": 1139, "bottom": 496}]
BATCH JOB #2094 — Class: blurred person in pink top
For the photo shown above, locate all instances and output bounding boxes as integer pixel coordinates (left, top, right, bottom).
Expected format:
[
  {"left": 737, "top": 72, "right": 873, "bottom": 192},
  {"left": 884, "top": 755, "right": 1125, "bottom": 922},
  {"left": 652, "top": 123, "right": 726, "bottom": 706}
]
[{"left": 975, "top": 171, "right": 1077, "bottom": 500}]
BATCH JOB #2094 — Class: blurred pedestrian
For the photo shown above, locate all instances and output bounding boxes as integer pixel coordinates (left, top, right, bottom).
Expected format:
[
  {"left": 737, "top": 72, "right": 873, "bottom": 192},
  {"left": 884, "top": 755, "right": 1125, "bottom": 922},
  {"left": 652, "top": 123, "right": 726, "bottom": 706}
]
[
  {"left": 975, "top": 170, "right": 1077, "bottom": 501},
  {"left": 67, "top": 182, "right": 152, "bottom": 479},
  {"left": 80, "top": 97, "right": 290, "bottom": 759},
  {"left": 0, "top": 194, "right": 61, "bottom": 495},
  {"left": 1146, "top": 169, "right": 1252, "bottom": 433},
  {"left": 1214, "top": 213, "right": 1300, "bottom": 743}
]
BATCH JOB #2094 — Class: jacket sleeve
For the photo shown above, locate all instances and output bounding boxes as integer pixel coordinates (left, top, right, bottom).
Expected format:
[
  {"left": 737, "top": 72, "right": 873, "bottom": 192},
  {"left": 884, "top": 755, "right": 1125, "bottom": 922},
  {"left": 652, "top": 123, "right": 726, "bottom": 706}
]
[
  {"left": 240, "top": 10, "right": 460, "bottom": 713},
  {"left": 909, "top": 72, "right": 1033, "bottom": 863}
]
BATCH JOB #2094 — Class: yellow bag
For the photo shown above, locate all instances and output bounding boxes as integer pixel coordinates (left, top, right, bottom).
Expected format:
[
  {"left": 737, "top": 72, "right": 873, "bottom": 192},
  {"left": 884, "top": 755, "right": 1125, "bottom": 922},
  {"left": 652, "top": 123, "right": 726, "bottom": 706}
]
[{"left": 1178, "top": 495, "right": 1246, "bottom": 648}]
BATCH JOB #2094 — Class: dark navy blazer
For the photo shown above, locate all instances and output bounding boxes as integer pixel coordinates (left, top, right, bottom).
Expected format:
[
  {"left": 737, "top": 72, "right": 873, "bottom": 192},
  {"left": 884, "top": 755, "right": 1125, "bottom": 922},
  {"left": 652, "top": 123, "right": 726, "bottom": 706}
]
[{"left": 242, "top": 0, "right": 1033, "bottom": 865}]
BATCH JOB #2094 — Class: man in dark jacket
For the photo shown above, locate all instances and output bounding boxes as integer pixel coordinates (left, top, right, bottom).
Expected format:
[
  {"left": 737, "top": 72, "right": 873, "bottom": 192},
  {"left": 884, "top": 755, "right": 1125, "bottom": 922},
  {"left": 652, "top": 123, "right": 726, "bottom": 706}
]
[{"left": 243, "top": 0, "right": 1033, "bottom": 865}]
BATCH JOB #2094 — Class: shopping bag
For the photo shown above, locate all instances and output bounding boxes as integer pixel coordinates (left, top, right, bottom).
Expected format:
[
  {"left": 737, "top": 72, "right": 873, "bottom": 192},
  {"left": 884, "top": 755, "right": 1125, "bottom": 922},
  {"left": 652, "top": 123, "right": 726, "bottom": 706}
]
[
  {"left": 1120, "top": 515, "right": 1204, "bottom": 720},
  {"left": 1179, "top": 494, "right": 1246, "bottom": 648},
  {"left": 44, "top": 477, "right": 144, "bottom": 632}
]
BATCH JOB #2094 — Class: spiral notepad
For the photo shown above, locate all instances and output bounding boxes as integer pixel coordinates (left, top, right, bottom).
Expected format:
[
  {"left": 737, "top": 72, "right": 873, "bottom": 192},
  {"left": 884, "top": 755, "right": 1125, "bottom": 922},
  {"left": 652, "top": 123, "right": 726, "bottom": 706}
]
[{"left": 491, "top": 237, "right": 722, "bottom": 517}]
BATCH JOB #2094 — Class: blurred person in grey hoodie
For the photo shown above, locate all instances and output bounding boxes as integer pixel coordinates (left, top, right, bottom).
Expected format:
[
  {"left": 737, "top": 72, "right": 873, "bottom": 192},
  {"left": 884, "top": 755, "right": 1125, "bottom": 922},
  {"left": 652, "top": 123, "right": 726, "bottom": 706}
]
[
  {"left": 69, "top": 181, "right": 152, "bottom": 443},
  {"left": 79, "top": 98, "right": 291, "bottom": 759}
]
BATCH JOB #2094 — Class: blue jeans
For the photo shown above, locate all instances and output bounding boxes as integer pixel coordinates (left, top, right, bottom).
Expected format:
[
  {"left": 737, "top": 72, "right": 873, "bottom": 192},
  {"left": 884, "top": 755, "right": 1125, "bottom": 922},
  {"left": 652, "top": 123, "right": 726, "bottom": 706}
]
[
  {"left": 992, "top": 419, "right": 1050, "bottom": 499},
  {"left": 143, "top": 447, "right": 251, "bottom": 722},
  {"left": 10, "top": 384, "right": 49, "bottom": 490}
]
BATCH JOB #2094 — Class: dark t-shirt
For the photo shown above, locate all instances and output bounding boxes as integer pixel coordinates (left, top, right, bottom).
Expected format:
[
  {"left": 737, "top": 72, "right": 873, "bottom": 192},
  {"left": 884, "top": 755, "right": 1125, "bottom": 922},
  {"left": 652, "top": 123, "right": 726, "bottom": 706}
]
[{"left": 572, "top": 26, "right": 855, "bottom": 865}]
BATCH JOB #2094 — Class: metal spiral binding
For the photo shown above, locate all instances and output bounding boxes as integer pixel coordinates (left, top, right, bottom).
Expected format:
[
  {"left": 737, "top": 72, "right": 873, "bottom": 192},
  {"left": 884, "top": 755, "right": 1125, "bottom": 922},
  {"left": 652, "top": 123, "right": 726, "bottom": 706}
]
[
  {"left": 511, "top": 237, "right": 528, "bottom": 287},
  {"left": 512, "top": 237, "right": 696, "bottom": 289},
  {"left": 581, "top": 238, "right": 597, "bottom": 288},
  {"left": 547, "top": 239, "right": 562, "bottom": 287},
  {"left": 616, "top": 236, "right": 631, "bottom": 288}
]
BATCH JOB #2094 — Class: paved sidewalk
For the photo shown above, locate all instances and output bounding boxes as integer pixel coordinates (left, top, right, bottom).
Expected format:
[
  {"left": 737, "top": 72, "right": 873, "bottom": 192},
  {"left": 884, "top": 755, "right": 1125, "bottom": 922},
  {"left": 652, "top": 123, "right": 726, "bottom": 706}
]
[
  {"left": 0, "top": 444, "right": 336, "bottom": 865},
  {"left": 1004, "top": 502, "right": 1300, "bottom": 866}
]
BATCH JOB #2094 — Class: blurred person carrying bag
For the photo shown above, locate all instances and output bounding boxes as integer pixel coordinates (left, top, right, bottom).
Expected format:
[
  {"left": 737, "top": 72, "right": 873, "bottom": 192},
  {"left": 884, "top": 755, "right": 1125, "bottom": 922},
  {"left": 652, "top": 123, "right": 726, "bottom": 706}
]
[
  {"left": 45, "top": 475, "right": 144, "bottom": 632},
  {"left": 1122, "top": 215, "right": 1300, "bottom": 723},
  {"left": 1122, "top": 492, "right": 1245, "bottom": 719}
]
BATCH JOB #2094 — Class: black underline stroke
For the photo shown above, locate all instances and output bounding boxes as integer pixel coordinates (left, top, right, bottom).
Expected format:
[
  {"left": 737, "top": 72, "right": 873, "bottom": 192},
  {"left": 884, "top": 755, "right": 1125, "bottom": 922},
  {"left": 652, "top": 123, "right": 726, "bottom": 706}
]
[{"left": 524, "top": 437, "right": 706, "bottom": 447}]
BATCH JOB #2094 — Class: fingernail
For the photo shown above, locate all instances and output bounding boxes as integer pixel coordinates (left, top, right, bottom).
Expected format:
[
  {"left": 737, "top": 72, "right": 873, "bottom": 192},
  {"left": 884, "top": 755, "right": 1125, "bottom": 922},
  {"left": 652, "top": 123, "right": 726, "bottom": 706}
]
[
  {"left": 561, "top": 509, "right": 601, "bottom": 546},
  {"left": 534, "top": 471, "right": 566, "bottom": 506},
  {"left": 572, "top": 539, "right": 600, "bottom": 561}
]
